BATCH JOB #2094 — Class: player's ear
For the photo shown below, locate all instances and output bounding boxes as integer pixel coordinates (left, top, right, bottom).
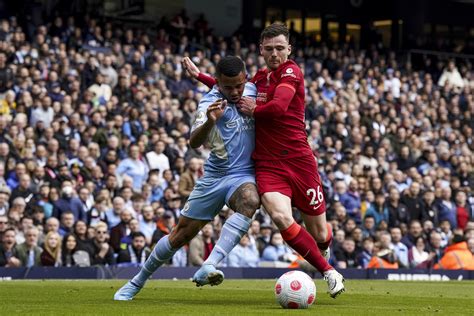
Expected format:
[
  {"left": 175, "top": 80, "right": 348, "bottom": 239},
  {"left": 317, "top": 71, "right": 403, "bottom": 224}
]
[
  {"left": 259, "top": 43, "right": 263, "bottom": 55},
  {"left": 288, "top": 44, "right": 292, "bottom": 55}
]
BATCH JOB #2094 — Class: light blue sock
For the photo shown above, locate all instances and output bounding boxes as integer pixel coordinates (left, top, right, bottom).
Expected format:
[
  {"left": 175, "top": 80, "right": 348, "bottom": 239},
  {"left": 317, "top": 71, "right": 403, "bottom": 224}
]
[
  {"left": 131, "top": 235, "right": 177, "bottom": 287},
  {"left": 204, "top": 213, "right": 251, "bottom": 266}
]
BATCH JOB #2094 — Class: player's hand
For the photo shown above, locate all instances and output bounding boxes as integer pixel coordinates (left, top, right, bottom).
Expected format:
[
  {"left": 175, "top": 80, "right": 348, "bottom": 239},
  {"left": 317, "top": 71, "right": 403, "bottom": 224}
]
[
  {"left": 237, "top": 97, "right": 256, "bottom": 117},
  {"left": 182, "top": 57, "right": 200, "bottom": 79},
  {"left": 206, "top": 99, "right": 227, "bottom": 122}
]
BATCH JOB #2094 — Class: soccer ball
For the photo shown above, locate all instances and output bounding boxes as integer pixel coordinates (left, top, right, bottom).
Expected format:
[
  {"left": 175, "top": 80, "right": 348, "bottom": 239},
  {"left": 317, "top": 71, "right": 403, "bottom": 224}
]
[{"left": 275, "top": 270, "right": 316, "bottom": 309}]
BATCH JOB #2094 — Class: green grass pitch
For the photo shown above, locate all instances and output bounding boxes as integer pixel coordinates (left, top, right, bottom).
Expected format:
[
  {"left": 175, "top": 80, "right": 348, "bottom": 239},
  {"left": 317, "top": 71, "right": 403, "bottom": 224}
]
[{"left": 0, "top": 279, "right": 473, "bottom": 315}]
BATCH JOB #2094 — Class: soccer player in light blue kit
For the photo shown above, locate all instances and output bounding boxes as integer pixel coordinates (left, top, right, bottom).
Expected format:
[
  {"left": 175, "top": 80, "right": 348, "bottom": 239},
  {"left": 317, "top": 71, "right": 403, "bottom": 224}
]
[{"left": 114, "top": 56, "right": 260, "bottom": 300}]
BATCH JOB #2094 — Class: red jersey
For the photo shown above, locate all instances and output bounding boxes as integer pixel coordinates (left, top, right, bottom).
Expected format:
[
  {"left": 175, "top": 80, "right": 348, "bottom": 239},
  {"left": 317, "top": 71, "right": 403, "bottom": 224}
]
[{"left": 250, "top": 60, "right": 311, "bottom": 160}]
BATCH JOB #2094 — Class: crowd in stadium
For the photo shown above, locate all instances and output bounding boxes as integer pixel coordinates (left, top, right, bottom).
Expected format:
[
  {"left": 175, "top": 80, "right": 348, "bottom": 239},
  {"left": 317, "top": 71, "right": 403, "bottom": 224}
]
[{"left": 0, "top": 10, "right": 473, "bottom": 270}]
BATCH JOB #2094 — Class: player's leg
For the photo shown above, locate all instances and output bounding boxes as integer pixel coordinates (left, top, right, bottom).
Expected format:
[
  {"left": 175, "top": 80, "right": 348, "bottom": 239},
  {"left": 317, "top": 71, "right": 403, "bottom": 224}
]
[
  {"left": 114, "top": 217, "right": 207, "bottom": 300},
  {"left": 203, "top": 182, "right": 259, "bottom": 267},
  {"left": 300, "top": 212, "right": 344, "bottom": 298},
  {"left": 290, "top": 155, "right": 344, "bottom": 298},
  {"left": 261, "top": 191, "right": 332, "bottom": 274},
  {"left": 194, "top": 178, "right": 260, "bottom": 286},
  {"left": 301, "top": 212, "right": 332, "bottom": 260}
]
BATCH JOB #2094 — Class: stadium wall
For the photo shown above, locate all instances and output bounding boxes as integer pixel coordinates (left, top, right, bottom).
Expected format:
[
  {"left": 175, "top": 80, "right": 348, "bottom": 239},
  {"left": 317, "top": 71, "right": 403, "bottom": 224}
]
[{"left": 0, "top": 267, "right": 473, "bottom": 281}]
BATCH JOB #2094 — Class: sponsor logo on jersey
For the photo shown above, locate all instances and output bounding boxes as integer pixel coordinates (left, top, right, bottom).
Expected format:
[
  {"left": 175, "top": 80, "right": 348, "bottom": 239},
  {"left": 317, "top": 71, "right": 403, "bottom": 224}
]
[{"left": 256, "top": 92, "right": 267, "bottom": 103}]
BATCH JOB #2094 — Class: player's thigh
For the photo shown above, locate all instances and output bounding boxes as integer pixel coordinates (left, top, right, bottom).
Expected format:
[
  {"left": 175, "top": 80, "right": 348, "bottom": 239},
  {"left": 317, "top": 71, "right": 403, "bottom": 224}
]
[
  {"left": 261, "top": 192, "right": 293, "bottom": 230},
  {"left": 300, "top": 212, "right": 328, "bottom": 243},
  {"left": 169, "top": 216, "right": 208, "bottom": 248},
  {"left": 255, "top": 160, "right": 292, "bottom": 198},
  {"left": 289, "top": 156, "right": 327, "bottom": 216},
  {"left": 181, "top": 175, "right": 227, "bottom": 221},
  {"left": 226, "top": 174, "right": 260, "bottom": 218}
]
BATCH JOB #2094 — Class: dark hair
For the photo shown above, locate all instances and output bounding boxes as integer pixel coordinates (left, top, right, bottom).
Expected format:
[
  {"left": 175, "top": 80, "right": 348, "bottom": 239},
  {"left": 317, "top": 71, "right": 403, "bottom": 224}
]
[
  {"left": 260, "top": 22, "right": 289, "bottom": 43},
  {"left": 131, "top": 232, "right": 146, "bottom": 240},
  {"left": 215, "top": 56, "right": 245, "bottom": 78}
]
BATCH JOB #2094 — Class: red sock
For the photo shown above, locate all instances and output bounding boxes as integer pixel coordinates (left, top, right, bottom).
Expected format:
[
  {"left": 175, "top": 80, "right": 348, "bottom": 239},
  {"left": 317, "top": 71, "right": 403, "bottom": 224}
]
[
  {"left": 317, "top": 223, "right": 333, "bottom": 251},
  {"left": 281, "top": 222, "right": 332, "bottom": 273}
]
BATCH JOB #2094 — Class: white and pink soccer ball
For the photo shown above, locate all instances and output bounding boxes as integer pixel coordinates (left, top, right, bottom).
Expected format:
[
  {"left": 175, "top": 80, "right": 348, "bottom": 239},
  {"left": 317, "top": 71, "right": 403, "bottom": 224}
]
[{"left": 274, "top": 270, "right": 316, "bottom": 309}]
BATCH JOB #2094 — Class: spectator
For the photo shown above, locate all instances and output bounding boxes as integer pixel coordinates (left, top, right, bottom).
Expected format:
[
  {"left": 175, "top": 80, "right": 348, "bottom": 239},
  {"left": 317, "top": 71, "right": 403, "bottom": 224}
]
[
  {"left": 145, "top": 141, "right": 170, "bottom": 184},
  {"left": 256, "top": 223, "right": 273, "bottom": 255},
  {"left": 16, "top": 226, "right": 42, "bottom": 267},
  {"left": 91, "top": 222, "right": 115, "bottom": 265},
  {"left": 45, "top": 217, "right": 60, "bottom": 234},
  {"left": 387, "top": 187, "right": 409, "bottom": 228},
  {"left": 437, "top": 60, "right": 464, "bottom": 89},
  {"left": 361, "top": 215, "right": 376, "bottom": 239},
  {"left": 119, "top": 218, "right": 142, "bottom": 249},
  {"left": 0, "top": 228, "right": 20, "bottom": 267},
  {"left": 421, "top": 189, "right": 439, "bottom": 225},
  {"left": 401, "top": 182, "right": 423, "bottom": 222},
  {"left": 73, "top": 220, "right": 95, "bottom": 257},
  {"left": 401, "top": 220, "right": 424, "bottom": 249},
  {"left": 408, "top": 236, "right": 429, "bottom": 268},
  {"left": 334, "top": 237, "right": 358, "bottom": 268},
  {"left": 367, "top": 244, "right": 399, "bottom": 269},
  {"left": 117, "top": 232, "right": 151, "bottom": 265},
  {"left": 188, "top": 223, "right": 214, "bottom": 266},
  {"left": 434, "top": 234, "right": 474, "bottom": 270},
  {"left": 261, "top": 232, "right": 294, "bottom": 263},
  {"left": 178, "top": 157, "right": 200, "bottom": 202},
  {"left": 106, "top": 196, "right": 126, "bottom": 228},
  {"left": 357, "top": 237, "right": 374, "bottom": 268},
  {"left": 435, "top": 187, "right": 457, "bottom": 229},
  {"left": 390, "top": 227, "right": 409, "bottom": 268},
  {"left": 455, "top": 190, "right": 472, "bottom": 230},
  {"left": 40, "top": 231, "right": 62, "bottom": 266},
  {"left": 138, "top": 205, "right": 156, "bottom": 245},
  {"left": 339, "top": 179, "right": 361, "bottom": 222},
  {"left": 87, "top": 196, "right": 109, "bottom": 227},
  {"left": 227, "top": 234, "right": 260, "bottom": 267},
  {"left": 58, "top": 211, "right": 75, "bottom": 237},
  {"left": 364, "top": 192, "right": 389, "bottom": 227},
  {"left": 116, "top": 145, "right": 149, "bottom": 191},
  {"left": 425, "top": 230, "right": 444, "bottom": 268},
  {"left": 53, "top": 183, "right": 86, "bottom": 222},
  {"left": 110, "top": 208, "right": 133, "bottom": 253},
  {"left": 151, "top": 211, "right": 175, "bottom": 244},
  {"left": 0, "top": 215, "right": 8, "bottom": 240},
  {"left": 61, "top": 233, "right": 91, "bottom": 267}
]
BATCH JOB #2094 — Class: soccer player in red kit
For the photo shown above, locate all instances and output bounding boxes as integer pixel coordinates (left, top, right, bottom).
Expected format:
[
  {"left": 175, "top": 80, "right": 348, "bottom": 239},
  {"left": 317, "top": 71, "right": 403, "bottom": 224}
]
[{"left": 182, "top": 23, "right": 345, "bottom": 298}]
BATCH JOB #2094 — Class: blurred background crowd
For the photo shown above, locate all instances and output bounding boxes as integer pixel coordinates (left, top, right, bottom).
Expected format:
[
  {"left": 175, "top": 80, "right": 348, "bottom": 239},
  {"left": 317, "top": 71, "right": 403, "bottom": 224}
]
[{"left": 0, "top": 8, "right": 472, "bottom": 270}]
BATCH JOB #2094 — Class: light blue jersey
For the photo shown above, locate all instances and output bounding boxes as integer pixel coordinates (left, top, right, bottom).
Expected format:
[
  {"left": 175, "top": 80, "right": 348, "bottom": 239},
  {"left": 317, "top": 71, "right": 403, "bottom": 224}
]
[
  {"left": 183, "top": 82, "right": 257, "bottom": 221},
  {"left": 191, "top": 83, "right": 257, "bottom": 175}
]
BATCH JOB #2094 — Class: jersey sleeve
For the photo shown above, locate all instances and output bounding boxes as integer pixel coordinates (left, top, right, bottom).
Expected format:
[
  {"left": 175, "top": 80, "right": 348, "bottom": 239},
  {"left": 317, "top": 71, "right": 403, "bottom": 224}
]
[
  {"left": 197, "top": 73, "right": 216, "bottom": 89},
  {"left": 277, "top": 63, "right": 302, "bottom": 91},
  {"left": 243, "top": 82, "right": 257, "bottom": 99}
]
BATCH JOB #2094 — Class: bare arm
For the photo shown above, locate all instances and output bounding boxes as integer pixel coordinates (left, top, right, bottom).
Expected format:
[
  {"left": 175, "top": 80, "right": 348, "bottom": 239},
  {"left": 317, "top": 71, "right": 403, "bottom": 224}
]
[{"left": 182, "top": 57, "right": 216, "bottom": 88}]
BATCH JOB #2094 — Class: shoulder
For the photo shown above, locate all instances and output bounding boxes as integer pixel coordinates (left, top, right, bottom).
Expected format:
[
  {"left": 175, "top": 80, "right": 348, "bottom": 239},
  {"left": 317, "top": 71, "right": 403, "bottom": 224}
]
[
  {"left": 251, "top": 69, "right": 268, "bottom": 84},
  {"left": 278, "top": 60, "right": 302, "bottom": 78},
  {"left": 243, "top": 82, "right": 257, "bottom": 97},
  {"left": 200, "top": 87, "right": 222, "bottom": 105}
]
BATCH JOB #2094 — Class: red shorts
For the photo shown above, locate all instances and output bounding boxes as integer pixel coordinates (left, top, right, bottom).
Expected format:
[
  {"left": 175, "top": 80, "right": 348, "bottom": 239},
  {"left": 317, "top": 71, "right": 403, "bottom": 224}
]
[{"left": 255, "top": 154, "right": 326, "bottom": 216}]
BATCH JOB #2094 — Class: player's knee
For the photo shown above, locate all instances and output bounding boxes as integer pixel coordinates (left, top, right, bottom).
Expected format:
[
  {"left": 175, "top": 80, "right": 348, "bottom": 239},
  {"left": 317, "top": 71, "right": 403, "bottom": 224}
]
[
  {"left": 271, "top": 212, "right": 293, "bottom": 231},
  {"left": 239, "top": 195, "right": 260, "bottom": 218},
  {"left": 235, "top": 187, "right": 260, "bottom": 218}
]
